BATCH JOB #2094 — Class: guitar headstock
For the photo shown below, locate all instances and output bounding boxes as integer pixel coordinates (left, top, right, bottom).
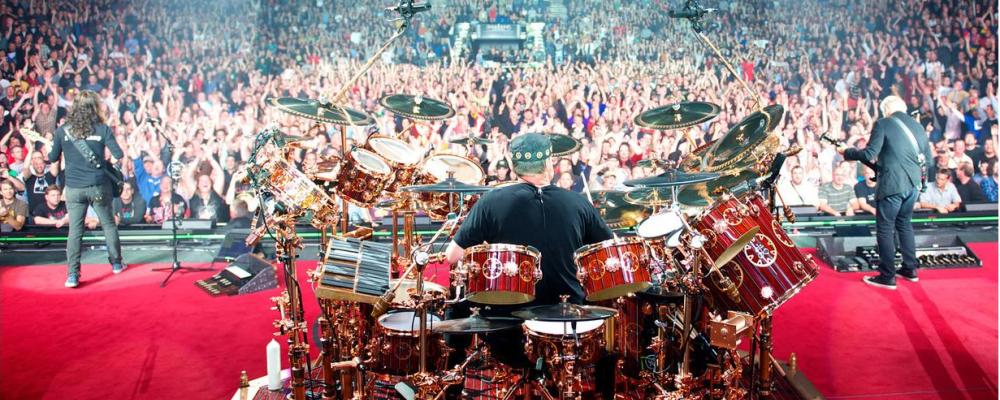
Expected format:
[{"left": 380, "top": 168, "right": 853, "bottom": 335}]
[{"left": 20, "top": 127, "right": 53, "bottom": 146}]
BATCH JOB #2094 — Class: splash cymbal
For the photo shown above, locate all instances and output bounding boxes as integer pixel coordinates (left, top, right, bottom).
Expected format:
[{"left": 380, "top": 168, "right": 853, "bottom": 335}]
[
  {"left": 268, "top": 97, "right": 374, "bottom": 126},
  {"left": 634, "top": 102, "right": 721, "bottom": 130},
  {"left": 379, "top": 94, "right": 455, "bottom": 121}
]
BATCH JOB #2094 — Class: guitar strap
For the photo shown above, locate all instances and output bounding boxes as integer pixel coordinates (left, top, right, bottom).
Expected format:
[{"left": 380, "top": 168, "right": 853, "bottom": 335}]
[
  {"left": 887, "top": 115, "right": 928, "bottom": 191},
  {"left": 66, "top": 127, "right": 103, "bottom": 169}
]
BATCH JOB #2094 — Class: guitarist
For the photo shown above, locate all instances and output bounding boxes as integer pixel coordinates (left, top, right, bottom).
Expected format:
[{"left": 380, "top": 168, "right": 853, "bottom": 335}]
[
  {"left": 837, "top": 95, "right": 933, "bottom": 291},
  {"left": 47, "top": 90, "right": 126, "bottom": 288}
]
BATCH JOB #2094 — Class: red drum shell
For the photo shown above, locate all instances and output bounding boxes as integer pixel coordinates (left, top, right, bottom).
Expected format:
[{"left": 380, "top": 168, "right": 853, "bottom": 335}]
[
  {"left": 330, "top": 148, "right": 392, "bottom": 207},
  {"left": 370, "top": 312, "right": 446, "bottom": 376},
  {"left": 693, "top": 194, "right": 819, "bottom": 316},
  {"left": 463, "top": 244, "right": 541, "bottom": 305},
  {"left": 574, "top": 237, "right": 653, "bottom": 301}
]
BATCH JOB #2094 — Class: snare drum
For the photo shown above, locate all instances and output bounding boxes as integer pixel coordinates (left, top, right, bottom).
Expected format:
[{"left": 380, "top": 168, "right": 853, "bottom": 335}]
[
  {"left": 462, "top": 244, "right": 541, "bottom": 305},
  {"left": 365, "top": 135, "right": 423, "bottom": 193},
  {"left": 574, "top": 237, "right": 653, "bottom": 301},
  {"left": 260, "top": 158, "right": 339, "bottom": 228},
  {"left": 416, "top": 154, "right": 485, "bottom": 221},
  {"left": 371, "top": 311, "right": 447, "bottom": 376},
  {"left": 327, "top": 148, "right": 393, "bottom": 207},
  {"left": 691, "top": 194, "right": 818, "bottom": 316}
]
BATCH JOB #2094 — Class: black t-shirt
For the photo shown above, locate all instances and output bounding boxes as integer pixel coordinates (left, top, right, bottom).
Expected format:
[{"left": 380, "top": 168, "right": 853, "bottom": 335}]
[
  {"left": 453, "top": 182, "right": 613, "bottom": 305},
  {"left": 24, "top": 172, "right": 59, "bottom": 211},
  {"left": 148, "top": 193, "right": 188, "bottom": 223},
  {"left": 955, "top": 179, "right": 987, "bottom": 207},
  {"left": 47, "top": 123, "right": 124, "bottom": 188},
  {"left": 32, "top": 202, "right": 67, "bottom": 221},
  {"left": 853, "top": 181, "right": 877, "bottom": 208},
  {"left": 113, "top": 195, "right": 147, "bottom": 225}
]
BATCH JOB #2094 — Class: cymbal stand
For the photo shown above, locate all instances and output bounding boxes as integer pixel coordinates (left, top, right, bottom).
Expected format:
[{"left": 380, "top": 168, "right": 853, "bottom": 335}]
[{"left": 271, "top": 224, "right": 312, "bottom": 400}]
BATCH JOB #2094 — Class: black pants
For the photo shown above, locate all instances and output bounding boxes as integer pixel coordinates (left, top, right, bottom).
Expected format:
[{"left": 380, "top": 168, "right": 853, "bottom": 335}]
[{"left": 874, "top": 189, "right": 919, "bottom": 281}]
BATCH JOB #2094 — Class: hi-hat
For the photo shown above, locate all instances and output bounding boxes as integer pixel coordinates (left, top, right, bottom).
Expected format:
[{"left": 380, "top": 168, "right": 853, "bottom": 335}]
[
  {"left": 379, "top": 94, "right": 455, "bottom": 121},
  {"left": 634, "top": 102, "right": 721, "bottom": 130},
  {"left": 624, "top": 169, "right": 721, "bottom": 188},
  {"left": 589, "top": 190, "right": 650, "bottom": 229},
  {"left": 513, "top": 302, "right": 617, "bottom": 322},
  {"left": 432, "top": 315, "right": 523, "bottom": 334},
  {"left": 268, "top": 97, "right": 374, "bottom": 126},
  {"left": 402, "top": 178, "right": 492, "bottom": 194},
  {"left": 624, "top": 188, "right": 674, "bottom": 207}
]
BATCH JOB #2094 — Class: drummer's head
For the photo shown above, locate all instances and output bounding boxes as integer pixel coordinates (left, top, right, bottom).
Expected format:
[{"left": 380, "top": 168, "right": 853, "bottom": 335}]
[
  {"left": 879, "top": 96, "right": 907, "bottom": 117},
  {"left": 510, "top": 133, "right": 553, "bottom": 180}
]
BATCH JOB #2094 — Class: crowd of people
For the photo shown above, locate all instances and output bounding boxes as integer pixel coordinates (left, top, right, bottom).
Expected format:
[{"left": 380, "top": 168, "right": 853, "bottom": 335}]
[{"left": 0, "top": 0, "right": 997, "bottom": 233}]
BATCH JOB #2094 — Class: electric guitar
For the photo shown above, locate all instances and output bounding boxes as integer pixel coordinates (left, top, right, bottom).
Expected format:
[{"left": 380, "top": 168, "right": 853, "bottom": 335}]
[{"left": 820, "top": 133, "right": 878, "bottom": 182}]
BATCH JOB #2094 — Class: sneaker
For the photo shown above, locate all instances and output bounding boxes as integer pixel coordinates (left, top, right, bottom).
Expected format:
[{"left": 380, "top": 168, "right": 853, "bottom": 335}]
[
  {"left": 896, "top": 269, "right": 919, "bottom": 282},
  {"left": 65, "top": 275, "right": 80, "bottom": 288},
  {"left": 863, "top": 275, "right": 896, "bottom": 290},
  {"left": 112, "top": 263, "right": 127, "bottom": 274}
]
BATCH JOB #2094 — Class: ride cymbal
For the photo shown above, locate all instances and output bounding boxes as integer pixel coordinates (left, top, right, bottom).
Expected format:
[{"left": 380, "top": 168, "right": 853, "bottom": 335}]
[
  {"left": 634, "top": 102, "right": 721, "bottom": 130},
  {"left": 379, "top": 94, "right": 455, "bottom": 121},
  {"left": 624, "top": 188, "right": 675, "bottom": 207},
  {"left": 676, "top": 170, "right": 762, "bottom": 207},
  {"left": 268, "top": 97, "right": 375, "bottom": 126},
  {"left": 432, "top": 315, "right": 523, "bottom": 334},
  {"left": 589, "top": 190, "right": 651, "bottom": 229},
  {"left": 623, "top": 169, "right": 721, "bottom": 188}
]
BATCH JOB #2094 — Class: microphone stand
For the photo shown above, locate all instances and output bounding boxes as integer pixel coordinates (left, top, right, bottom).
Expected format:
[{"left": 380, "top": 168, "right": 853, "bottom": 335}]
[{"left": 151, "top": 123, "right": 213, "bottom": 287}]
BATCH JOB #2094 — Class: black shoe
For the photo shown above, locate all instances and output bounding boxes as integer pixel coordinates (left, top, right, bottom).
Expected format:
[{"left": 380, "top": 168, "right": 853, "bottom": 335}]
[
  {"left": 896, "top": 269, "right": 918, "bottom": 282},
  {"left": 863, "top": 275, "right": 896, "bottom": 290}
]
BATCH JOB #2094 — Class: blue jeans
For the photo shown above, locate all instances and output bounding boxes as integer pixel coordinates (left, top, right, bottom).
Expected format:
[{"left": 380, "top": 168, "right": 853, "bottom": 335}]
[
  {"left": 874, "top": 189, "right": 919, "bottom": 280},
  {"left": 65, "top": 183, "right": 122, "bottom": 276}
]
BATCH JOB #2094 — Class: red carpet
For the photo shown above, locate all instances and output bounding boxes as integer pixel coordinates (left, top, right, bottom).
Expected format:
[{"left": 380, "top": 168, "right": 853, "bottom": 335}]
[{"left": 0, "top": 243, "right": 996, "bottom": 400}]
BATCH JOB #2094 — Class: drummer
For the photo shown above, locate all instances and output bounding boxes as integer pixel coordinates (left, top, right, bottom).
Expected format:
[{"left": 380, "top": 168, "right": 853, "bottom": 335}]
[{"left": 445, "top": 132, "right": 614, "bottom": 305}]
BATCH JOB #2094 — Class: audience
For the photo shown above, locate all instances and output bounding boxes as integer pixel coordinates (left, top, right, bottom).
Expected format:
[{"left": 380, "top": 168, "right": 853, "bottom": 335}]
[
  {"left": 817, "top": 166, "right": 856, "bottom": 217},
  {"left": 30, "top": 185, "right": 68, "bottom": 228},
  {"left": 0, "top": 179, "right": 27, "bottom": 232},
  {"left": 953, "top": 161, "right": 987, "bottom": 208},
  {"left": 0, "top": 0, "right": 995, "bottom": 232},
  {"left": 919, "top": 169, "right": 963, "bottom": 214}
]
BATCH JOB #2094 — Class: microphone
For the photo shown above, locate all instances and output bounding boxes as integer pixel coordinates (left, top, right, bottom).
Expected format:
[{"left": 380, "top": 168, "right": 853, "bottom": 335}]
[{"left": 386, "top": 1, "right": 431, "bottom": 15}]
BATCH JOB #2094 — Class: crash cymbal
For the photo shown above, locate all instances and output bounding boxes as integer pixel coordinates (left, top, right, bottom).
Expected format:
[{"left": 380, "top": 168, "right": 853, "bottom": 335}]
[
  {"left": 523, "top": 133, "right": 582, "bottom": 156},
  {"left": 379, "top": 94, "right": 455, "bottom": 121},
  {"left": 624, "top": 188, "right": 674, "bottom": 207},
  {"left": 676, "top": 169, "right": 762, "bottom": 207},
  {"left": 449, "top": 135, "right": 494, "bottom": 146},
  {"left": 432, "top": 315, "right": 523, "bottom": 334},
  {"left": 635, "top": 159, "right": 673, "bottom": 169},
  {"left": 634, "top": 102, "right": 721, "bottom": 130},
  {"left": 701, "top": 111, "right": 770, "bottom": 172},
  {"left": 589, "top": 190, "right": 651, "bottom": 229},
  {"left": 268, "top": 97, "right": 375, "bottom": 126},
  {"left": 513, "top": 302, "right": 617, "bottom": 322},
  {"left": 624, "top": 169, "right": 721, "bottom": 188},
  {"left": 402, "top": 178, "right": 492, "bottom": 194},
  {"left": 375, "top": 195, "right": 418, "bottom": 211}
]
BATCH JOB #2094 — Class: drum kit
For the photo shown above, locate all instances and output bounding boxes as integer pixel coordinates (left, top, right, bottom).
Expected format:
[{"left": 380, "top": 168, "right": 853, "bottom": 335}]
[{"left": 238, "top": 1, "right": 818, "bottom": 398}]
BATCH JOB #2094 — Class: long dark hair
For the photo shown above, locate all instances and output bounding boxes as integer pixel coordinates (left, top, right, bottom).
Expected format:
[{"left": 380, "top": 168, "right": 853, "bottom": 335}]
[{"left": 66, "top": 90, "right": 105, "bottom": 139}]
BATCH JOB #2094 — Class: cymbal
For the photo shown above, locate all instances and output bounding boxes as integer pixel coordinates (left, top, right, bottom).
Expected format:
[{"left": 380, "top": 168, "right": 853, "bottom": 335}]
[
  {"left": 402, "top": 178, "right": 492, "bottom": 194},
  {"left": 624, "top": 188, "right": 674, "bottom": 207},
  {"left": 676, "top": 169, "right": 762, "bottom": 207},
  {"left": 701, "top": 111, "right": 770, "bottom": 172},
  {"left": 375, "top": 195, "right": 418, "bottom": 211},
  {"left": 635, "top": 159, "right": 673, "bottom": 169},
  {"left": 589, "top": 190, "right": 651, "bottom": 229},
  {"left": 268, "top": 97, "right": 375, "bottom": 126},
  {"left": 449, "top": 135, "right": 494, "bottom": 146},
  {"left": 379, "top": 94, "right": 455, "bottom": 121},
  {"left": 432, "top": 315, "right": 523, "bottom": 334},
  {"left": 623, "top": 169, "right": 721, "bottom": 188},
  {"left": 762, "top": 104, "right": 784, "bottom": 132},
  {"left": 634, "top": 102, "right": 721, "bottom": 130},
  {"left": 513, "top": 302, "right": 617, "bottom": 322}
]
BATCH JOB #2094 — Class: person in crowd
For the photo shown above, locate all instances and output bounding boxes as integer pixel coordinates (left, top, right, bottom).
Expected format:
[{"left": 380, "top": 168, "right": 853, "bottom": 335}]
[
  {"left": 188, "top": 174, "right": 228, "bottom": 223},
  {"left": 851, "top": 166, "right": 878, "bottom": 215},
  {"left": 0, "top": 179, "right": 27, "bottom": 232},
  {"left": 31, "top": 185, "right": 68, "bottom": 228},
  {"left": 146, "top": 177, "right": 187, "bottom": 224},
  {"left": 0, "top": 158, "right": 25, "bottom": 193},
  {"left": 778, "top": 166, "right": 818, "bottom": 206},
  {"left": 816, "top": 166, "right": 857, "bottom": 217},
  {"left": 919, "top": 169, "right": 963, "bottom": 214},
  {"left": 113, "top": 181, "right": 147, "bottom": 226},
  {"left": 21, "top": 152, "right": 60, "bottom": 211},
  {"left": 953, "top": 162, "right": 988, "bottom": 208}
]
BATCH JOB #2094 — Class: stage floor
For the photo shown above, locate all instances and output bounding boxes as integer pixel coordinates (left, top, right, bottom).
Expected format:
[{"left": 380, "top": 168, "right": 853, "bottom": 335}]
[{"left": 0, "top": 243, "right": 996, "bottom": 399}]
